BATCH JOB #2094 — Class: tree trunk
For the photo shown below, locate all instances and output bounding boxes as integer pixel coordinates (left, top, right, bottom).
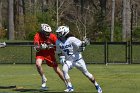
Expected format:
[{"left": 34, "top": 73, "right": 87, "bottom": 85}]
[
  {"left": 122, "top": 0, "right": 131, "bottom": 42},
  {"left": 19, "top": 0, "right": 25, "bottom": 39},
  {"left": 0, "top": 0, "right": 2, "bottom": 28},
  {"left": 8, "top": 0, "right": 15, "bottom": 40},
  {"left": 15, "top": 0, "right": 25, "bottom": 39},
  {"left": 111, "top": 0, "right": 115, "bottom": 42},
  {"left": 99, "top": 0, "right": 107, "bottom": 15},
  {"left": 41, "top": 0, "right": 47, "bottom": 12}
]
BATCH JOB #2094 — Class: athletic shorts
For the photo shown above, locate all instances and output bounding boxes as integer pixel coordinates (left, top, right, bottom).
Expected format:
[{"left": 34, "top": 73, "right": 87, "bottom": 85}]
[{"left": 36, "top": 55, "right": 58, "bottom": 67}]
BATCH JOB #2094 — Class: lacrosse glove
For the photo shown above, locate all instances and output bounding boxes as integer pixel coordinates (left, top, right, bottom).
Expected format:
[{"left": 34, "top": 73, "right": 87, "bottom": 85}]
[
  {"left": 40, "top": 43, "right": 48, "bottom": 50},
  {"left": 78, "top": 46, "right": 85, "bottom": 52},
  {"left": 59, "top": 56, "right": 66, "bottom": 65},
  {"left": 78, "top": 41, "right": 86, "bottom": 52}
]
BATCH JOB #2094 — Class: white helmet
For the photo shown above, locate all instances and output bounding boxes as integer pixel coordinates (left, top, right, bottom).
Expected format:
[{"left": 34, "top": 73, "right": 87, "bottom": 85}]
[
  {"left": 56, "top": 26, "right": 69, "bottom": 37},
  {"left": 41, "top": 24, "right": 52, "bottom": 32}
]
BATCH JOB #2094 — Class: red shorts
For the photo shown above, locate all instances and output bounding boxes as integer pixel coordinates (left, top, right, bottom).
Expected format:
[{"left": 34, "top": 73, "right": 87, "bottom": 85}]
[{"left": 36, "top": 55, "right": 58, "bottom": 67}]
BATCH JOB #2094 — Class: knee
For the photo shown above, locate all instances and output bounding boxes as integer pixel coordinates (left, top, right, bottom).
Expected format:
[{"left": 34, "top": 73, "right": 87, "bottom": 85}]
[
  {"left": 84, "top": 71, "right": 93, "bottom": 79},
  {"left": 62, "top": 65, "right": 70, "bottom": 79},
  {"left": 36, "top": 60, "right": 42, "bottom": 68},
  {"left": 63, "top": 71, "right": 70, "bottom": 80},
  {"left": 62, "top": 64, "right": 68, "bottom": 72},
  {"left": 54, "top": 66, "right": 61, "bottom": 74}
]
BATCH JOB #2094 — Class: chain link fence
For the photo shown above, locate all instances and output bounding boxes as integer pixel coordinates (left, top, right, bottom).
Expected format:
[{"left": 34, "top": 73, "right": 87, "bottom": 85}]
[{"left": 0, "top": 42, "right": 140, "bottom": 64}]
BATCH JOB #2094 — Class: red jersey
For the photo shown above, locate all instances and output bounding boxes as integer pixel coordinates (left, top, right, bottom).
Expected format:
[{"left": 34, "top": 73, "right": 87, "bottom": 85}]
[{"left": 34, "top": 32, "right": 58, "bottom": 67}]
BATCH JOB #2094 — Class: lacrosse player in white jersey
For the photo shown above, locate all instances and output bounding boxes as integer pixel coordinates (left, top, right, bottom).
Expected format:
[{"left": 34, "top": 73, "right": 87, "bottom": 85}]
[{"left": 55, "top": 26, "right": 102, "bottom": 93}]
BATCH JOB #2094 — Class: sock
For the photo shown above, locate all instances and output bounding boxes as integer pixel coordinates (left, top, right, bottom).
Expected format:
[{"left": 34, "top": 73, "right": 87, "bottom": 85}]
[
  {"left": 42, "top": 74, "right": 46, "bottom": 81},
  {"left": 67, "top": 82, "right": 72, "bottom": 87},
  {"left": 64, "top": 80, "right": 68, "bottom": 87},
  {"left": 94, "top": 81, "right": 99, "bottom": 86}
]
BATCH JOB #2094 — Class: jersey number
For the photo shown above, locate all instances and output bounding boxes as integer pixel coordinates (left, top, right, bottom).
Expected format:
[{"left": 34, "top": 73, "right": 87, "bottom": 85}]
[{"left": 64, "top": 49, "right": 72, "bottom": 55}]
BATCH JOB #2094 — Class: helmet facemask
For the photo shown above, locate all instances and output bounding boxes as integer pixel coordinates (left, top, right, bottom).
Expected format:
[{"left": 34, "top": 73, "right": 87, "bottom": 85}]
[{"left": 41, "top": 31, "right": 50, "bottom": 37}]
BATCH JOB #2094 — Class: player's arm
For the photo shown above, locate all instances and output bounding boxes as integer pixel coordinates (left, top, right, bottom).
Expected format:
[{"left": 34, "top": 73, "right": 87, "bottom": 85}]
[
  {"left": 49, "top": 33, "right": 58, "bottom": 49},
  {"left": 56, "top": 40, "right": 65, "bottom": 65},
  {"left": 71, "top": 37, "right": 86, "bottom": 52},
  {"left": 34, "top": 33, "right": 41, "bottom": 52}
]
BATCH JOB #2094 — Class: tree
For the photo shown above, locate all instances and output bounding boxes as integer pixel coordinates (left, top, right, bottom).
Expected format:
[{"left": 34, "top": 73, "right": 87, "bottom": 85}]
[
  {"left": 41, "top": 0, "right": 47, "bottom": 12},
  {"left": 15, "top": 0, "right": 25, "bottom": 39},
  {"left": 8, "top": 0, "right": 15, "bottom": 40},
  {"left": 122, "top": 0, "right": 131, "bottom": 41},
  {"left": 0, "top": 0, "right": 2, "bottom": 28},
  {"left": 111, "top": 0, "right": 115, "bottom": 42}
]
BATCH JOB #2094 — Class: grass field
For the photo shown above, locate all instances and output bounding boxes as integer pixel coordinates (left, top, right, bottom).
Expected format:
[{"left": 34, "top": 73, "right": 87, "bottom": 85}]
[{"left": 0, "top": 64, "right": 140, "bottom": 93}]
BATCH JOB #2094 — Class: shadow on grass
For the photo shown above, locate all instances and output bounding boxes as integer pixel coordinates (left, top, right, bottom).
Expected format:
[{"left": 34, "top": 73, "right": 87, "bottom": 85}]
[
  {"left": 13, "top": 88, "right": 66, "bottom": 93},
  {"left": 0, "top": 85, "right": 16, "bottom": 89},
  {"left": 13, "top": 88, "right": 93, "bottom": 93}
]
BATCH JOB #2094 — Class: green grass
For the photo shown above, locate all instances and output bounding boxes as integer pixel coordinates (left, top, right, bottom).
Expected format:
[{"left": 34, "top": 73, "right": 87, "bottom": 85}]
[{"left": 0, "top": 64, "right": 140, "bottom": 93}]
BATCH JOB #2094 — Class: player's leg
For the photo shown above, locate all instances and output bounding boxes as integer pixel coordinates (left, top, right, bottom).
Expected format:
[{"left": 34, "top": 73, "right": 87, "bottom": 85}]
[
  {"left": 62, "top": 61, "right": 74, "bottom": 92},
  {"left": 53, "top": 65, "right": 68, "bottom": 86},
  {"left": 45, "top": 57, "right": 68, "bottom": 90},
  {"left": 75, "top": 59, "right": 102, "bottom": 93},
  {"left": 45, "top": 56, "right": 67, "bottom": 86},
  {"left": 36, "top": 58, "right": 47, "bottom": 89}
]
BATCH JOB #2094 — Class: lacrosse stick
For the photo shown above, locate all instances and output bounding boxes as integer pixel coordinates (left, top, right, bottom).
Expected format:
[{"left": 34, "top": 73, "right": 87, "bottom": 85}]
[
  {"left": 0, "top": 42, "right": 6, "bottom": 48},
  {"left": 82, "top": 36, "right": 90, "bottom": 46}
]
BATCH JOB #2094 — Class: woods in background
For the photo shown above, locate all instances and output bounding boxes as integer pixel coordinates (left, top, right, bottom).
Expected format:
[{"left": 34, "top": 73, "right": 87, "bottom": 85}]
[{"left": 0, "top": 0, "right": 140, "bottom": 42}]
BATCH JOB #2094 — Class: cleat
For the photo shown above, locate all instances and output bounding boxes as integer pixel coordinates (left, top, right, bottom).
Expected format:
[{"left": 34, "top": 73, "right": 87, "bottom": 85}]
[
  {"left": 64, "top": 86, "right": 74, "bottom": 92},
  {"left": 95, "top": 85, "right": 102, "bottom": 93},
  {"left": 41, "top": 86, "right": 48, "bottom": 90},
  {"left": 41, "top": 83, "right": 46, "bottom": 88},
  {"left": 41, "top": 78, "right": 47, "bottom": 90}
]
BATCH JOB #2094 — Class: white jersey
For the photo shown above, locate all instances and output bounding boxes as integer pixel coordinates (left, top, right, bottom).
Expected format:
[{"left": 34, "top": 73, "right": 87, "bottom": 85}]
[{"left": 56, "top": 37, "right": 82, "bottom": 62}]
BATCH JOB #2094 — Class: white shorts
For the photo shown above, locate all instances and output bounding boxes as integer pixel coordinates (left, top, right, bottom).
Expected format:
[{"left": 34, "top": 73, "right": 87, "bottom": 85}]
[{"left": 65, "top": 58, "right": 88, "bottom": 73}]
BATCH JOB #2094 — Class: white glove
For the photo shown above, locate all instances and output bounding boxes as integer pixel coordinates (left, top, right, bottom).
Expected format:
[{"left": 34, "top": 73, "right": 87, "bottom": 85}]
[
  {"left": 41, "top": 43, "right": 48, "bottom": 49},
  {"left": 34, "top": 46, "right": 40, "bottom": 52},
  {"left": 59, "top": 56, "right": 65, "bottom": 65},
  {"left": 34, "top": 43, "right": 40, "bottom": 52}
]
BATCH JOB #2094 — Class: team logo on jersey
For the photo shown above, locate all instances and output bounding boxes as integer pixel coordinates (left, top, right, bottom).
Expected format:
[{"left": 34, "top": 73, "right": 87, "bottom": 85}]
[{"left": 60, "top": 44, "right": 72, "bottom": 49}]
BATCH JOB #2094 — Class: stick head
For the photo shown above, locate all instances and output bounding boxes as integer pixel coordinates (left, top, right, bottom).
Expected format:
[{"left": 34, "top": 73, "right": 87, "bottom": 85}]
[{"left": 83, "top": 37, "right": 90, "bottom": 46}]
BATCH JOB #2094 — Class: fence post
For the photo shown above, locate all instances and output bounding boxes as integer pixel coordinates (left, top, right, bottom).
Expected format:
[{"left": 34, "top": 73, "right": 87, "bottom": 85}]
[
  {"left": 131, "top": 42, "right": 132, "bottom": 64},
  {"left": 104, "top": 42, "right": 108, "bottom": 64},
  {"left": 128, "top": 41, "right": 132, "bottom": 64},
  {"left": 125, "top": 42, "right": 128, "bottom": 63},
  {"left": 31, "top": 46, "right": 33, "bottom": 64}
]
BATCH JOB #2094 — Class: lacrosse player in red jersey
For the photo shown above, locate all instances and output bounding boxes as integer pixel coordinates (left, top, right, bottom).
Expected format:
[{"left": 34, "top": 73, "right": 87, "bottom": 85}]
[
  {"left": 55, "top": 26, "right": 102, "bottom": 93},
  {"left": 34, "top": 24, "right": 67, "bottom": 90}
]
